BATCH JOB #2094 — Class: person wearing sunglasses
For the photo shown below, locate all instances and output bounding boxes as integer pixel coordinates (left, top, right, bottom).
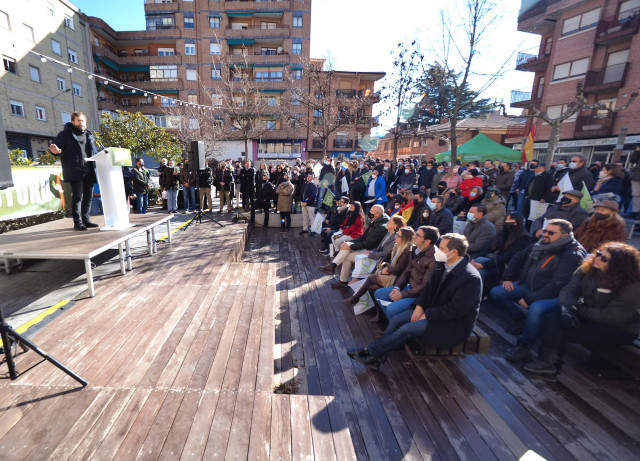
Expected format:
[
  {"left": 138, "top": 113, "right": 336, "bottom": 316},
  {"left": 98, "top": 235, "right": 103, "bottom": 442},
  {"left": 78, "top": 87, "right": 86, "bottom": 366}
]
[
  {"left": 490, "top": 219, "right": 587, "bottom": 363},
  {"left": 524, "top": 242, "right": 640, "bottom": 381}
]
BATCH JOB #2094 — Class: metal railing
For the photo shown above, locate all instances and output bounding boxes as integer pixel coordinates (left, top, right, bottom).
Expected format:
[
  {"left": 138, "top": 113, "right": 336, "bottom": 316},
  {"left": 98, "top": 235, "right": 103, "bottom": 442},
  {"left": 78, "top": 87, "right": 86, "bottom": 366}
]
[
  {"left": 584, "top": 62, "right": 629, "bottom": 90},
  {"left": 595, "top": 8, "right": 640, "bottom": 42},
  {"left": 510, "top": 90, "right": 532, "bottom": 105}
]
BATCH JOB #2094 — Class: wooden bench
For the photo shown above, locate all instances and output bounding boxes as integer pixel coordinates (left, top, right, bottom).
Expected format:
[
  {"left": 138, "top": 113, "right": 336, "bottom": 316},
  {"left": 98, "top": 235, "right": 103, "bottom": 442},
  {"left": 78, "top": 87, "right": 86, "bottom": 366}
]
[
  {"left": 585, "top": 340, "right": 640, "bottom": 379},
  {"left": 404, "top": 325, "right": 491, "bottom": 361},
  {"left": 624, "top": 218, "right": 640, "bottom": 238}
]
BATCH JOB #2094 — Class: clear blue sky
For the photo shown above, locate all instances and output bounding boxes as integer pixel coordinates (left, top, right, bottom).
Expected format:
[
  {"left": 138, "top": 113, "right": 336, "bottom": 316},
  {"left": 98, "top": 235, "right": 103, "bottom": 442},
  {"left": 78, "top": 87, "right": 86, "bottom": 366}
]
[{"left": 72, "top": 0, "right": 540, "bottom": 128}]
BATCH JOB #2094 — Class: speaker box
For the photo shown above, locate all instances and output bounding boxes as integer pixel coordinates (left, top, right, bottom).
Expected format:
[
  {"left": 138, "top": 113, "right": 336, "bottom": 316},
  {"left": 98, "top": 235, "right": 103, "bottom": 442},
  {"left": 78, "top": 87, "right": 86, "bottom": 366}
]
[{"left": 188, "top": 141, "right": 205, "bottom": 171}]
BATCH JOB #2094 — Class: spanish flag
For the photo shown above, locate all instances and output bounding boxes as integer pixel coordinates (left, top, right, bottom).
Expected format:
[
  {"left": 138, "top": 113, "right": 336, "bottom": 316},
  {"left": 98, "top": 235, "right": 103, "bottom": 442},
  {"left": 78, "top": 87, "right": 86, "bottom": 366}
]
[{"left": 522, "top": 123, "right": 535, "bottom": 163}]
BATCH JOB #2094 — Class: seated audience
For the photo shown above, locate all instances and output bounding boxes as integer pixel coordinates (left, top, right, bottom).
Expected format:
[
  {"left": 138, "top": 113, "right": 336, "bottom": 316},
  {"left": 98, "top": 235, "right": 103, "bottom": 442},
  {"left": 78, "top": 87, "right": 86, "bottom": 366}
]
[
  {"left": 329, "top": 201, "right": 365, "bottom": 251},
  {"left": 347, "top": 233, "right": 481, "bottom": 370},
  {"left": 429, "top": 195, "right": 454, "bottom": 235},
  {"left": 319, "top": 196, "right": 350, "bottom": 254},
  {"left": 574, "top": 200, "right": 628, "bottom": 252},
  {"left": 374, "top": 226, "right": 439, "bottom": 320},
  {"left": 483, "top": 186, "right": 506, "bottom": 231},
  {"left": 399, "top": 191, "right": 415, "bottom": 222},
  {"left": 444, "top": 187, "right": 465, "bottom": 215},
  {"left": 490, "top": 219, "right": 586, "bottom": 362},
  {"left": 407, "top": 191, "right": 428, "bottom": 230},
  {"left": 591, "top": 163, "right": 624, "bottom": 202},
  {"left": 531, "top": 190, "right": 589, "bottom": 238},
  {"left": 460, "top": 169, "right": 483, "bottom": 198},
  {"left": 462, "top": 204, "right": 497, "bottom": 259},
  {"left": 343, "top": 226, "right": 415, "bottom": 306},
  {"left": 524, "top": 242, "right": 640, "bottom": 382}
]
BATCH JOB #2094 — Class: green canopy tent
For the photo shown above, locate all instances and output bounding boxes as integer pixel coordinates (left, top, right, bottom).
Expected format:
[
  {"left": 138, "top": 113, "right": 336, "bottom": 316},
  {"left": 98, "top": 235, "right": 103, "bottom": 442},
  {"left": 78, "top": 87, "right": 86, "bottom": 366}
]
[{"left": 435, "top": 133, "right": 522, "bottom": 163}]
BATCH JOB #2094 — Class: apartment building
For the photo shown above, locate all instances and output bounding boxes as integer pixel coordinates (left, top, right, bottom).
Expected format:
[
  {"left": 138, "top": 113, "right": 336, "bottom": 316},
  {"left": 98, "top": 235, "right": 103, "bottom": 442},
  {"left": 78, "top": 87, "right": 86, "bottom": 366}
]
[
  {"left": 83, "top": 0, "right": 382, "bottom": 162},
  {"left": 512, "top": 0, "right": 640, "bottom": 165},
  {"left": 0, "top": 0, "right": 98, "bottom": 159}
]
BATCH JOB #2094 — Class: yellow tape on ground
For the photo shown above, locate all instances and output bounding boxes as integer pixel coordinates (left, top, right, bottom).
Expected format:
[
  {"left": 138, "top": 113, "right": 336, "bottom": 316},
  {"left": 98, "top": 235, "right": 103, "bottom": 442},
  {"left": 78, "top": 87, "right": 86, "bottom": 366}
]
[
  {"left": 15, "top": 299, "right": 70, "bottom": 334},
  {"left": 156, "top": 210, "right": 210, "bottom": 241}
]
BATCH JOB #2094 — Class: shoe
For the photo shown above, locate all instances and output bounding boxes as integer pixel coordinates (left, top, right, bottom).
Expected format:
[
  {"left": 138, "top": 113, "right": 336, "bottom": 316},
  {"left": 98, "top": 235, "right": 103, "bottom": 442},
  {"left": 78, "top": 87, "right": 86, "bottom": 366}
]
[
  {"left": 74, "top": 224, "right": 87, "bottom": 231},
  {"left": 505, "top": 321, "right": 525, "bottom": 336},
  {"left": 349, "top": 349, "right": 381, "bottom": 371},
  {"left": 318, "top": 263, "right": 336, "bottom": 275},
  {"left": 299, "top": 229, "right": 308, "bottom": 234},
  {"left": 83, "top": 221, "right": 99, "bottom": 228},
  {"left": 523, "top": 364, "right": 558, "bottom": 383},
  {"left": 347, "top": 347, "right": 365, "bottom": 358},
  {"left": 182, "top": 210, "right": 187, "bottom": 214},
  {"left": 523, "top": 359, "right": 558, "bottom": 375},
  {"left": 342, "top": 296, "right": 358, "bottom": 307},
  {"left": 330, "top": 280, "right": 348, "bottom": 290},
  {"left": 309, "top": 232, "right": 317, "bottom": 236},
  {"left": 318, "top": 249, "right": 329, "bottom": 254},
  {"left": 505, "top": 345, "right": 532, "bottom": 363}
]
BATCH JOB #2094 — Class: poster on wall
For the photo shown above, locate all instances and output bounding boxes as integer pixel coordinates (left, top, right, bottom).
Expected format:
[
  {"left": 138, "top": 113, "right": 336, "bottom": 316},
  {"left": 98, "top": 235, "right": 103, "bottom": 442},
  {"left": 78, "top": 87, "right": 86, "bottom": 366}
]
[{"left": 0, "top": 166, "right": 69, "bottom": 221}]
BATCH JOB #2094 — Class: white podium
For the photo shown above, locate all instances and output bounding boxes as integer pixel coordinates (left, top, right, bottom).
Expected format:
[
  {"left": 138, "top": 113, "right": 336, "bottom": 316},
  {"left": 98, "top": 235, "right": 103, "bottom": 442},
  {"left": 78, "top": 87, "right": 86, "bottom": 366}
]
[{"left": 87, "top": 147, "right": 133, "bottom": 231}]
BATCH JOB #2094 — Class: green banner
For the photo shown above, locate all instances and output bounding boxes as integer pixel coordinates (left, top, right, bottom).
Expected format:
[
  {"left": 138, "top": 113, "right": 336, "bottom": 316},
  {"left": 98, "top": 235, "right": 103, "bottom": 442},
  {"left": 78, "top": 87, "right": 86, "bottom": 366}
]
[
  {"left": 0, "top": 166, "right": 68, "bottom": 221},
  {"left": 361, "top": 170, "right": 372, "bottom": 186},
  {"left": 322, "top": 188, "right": 335, "bottom": 207}
]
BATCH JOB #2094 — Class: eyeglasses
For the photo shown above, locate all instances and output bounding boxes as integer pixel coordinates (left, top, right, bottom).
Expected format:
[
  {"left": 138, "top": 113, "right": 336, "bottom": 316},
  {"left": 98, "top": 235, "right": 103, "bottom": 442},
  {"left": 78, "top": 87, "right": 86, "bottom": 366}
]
[
  {"left": 595, "top": 251, "right": 610, "bottom": 262},
  {"left": 541, "top": 229, "right": 557, "bottom": 235}
]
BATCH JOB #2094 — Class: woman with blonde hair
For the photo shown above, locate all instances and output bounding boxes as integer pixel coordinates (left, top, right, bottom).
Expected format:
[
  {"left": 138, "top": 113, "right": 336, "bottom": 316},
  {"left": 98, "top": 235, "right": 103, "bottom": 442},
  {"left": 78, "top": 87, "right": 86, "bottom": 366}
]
[{"left": 343, "top": 225, "right": 415, "bottom": 307}]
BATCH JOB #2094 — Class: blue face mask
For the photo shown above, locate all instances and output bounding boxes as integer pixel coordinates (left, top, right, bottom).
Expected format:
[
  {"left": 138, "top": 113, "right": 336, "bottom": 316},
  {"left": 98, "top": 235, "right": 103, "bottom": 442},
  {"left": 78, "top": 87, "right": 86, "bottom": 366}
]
[
  {"left": 535, "top": 171, "right": 542, "bottom": 176},
  {"left": 467, "top": 212, "right": 475, "bottom": 222},
  {"left": 469, "top": 192, "right": 477, "bottom": 197},
  {"left": 427, "top": 201, "right": 436, "bottom": 210}
]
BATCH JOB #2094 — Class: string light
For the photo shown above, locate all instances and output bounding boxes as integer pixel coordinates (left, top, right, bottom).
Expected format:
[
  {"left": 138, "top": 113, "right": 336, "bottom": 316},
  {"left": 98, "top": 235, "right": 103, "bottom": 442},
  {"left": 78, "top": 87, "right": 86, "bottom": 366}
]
[
  {"left": 67, "top": 67, "right": 73, "bottom": 73},
  {"left": 119, "top": 85, "right": 124, "bottom": 90},
  {"left": 88, "top": 75, "right": 93, "bottom": 79},
  {"left": 40, "top": 56, "right": 47, "bottom": 63}
]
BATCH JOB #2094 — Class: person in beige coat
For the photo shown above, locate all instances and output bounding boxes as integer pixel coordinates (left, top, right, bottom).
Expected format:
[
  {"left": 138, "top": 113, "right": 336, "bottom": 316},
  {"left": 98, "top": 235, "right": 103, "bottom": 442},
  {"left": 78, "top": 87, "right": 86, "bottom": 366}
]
[
  {"left": 276, "top": 173, "right": 295, "bottom": 232},
  {"left": 484, "top": 187, "right": 506, "bottom": 231}
]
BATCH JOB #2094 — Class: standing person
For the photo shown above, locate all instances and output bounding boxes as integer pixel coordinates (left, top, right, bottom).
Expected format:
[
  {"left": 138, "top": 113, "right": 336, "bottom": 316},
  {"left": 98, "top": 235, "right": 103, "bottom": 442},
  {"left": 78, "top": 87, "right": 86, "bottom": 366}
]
[
  {"left": 628, "top": 145, "right": 640, "bottom": 218},
  {"left": 240, "top": 161, "right": 256, "bottom": 212},
  {"left": 494, "top": 163, "right": 515, "bottom": 202},
  {"left": 197, "top": 163, "right": 213, "bottom": 211},
  {"left": 216, "top": 162, "right": 233, "bottom": 213},
  {"left": 180, "top": 160, "right": 196, "bottom": 213},
  {"left": 553, "top": 154, "right": 594, "bottom": 192},
  {"left": 300, "top": 172, "right": 319, "bottom": 234},
  {"left": 162, "top": 159, "right": 180, "bottom": 214},
  {"left": 364, "top": 166, "right": 387, "bottom": 211},
  {"left": 252, "top": 171, "right": 275, "bottom": 227},
  {"left": 514, "top": 159, "right": 538, "bottom": 214},
  {"left": 430, "top": 164, "right": 447, "bottom": 198},
  {"left": 276, "top": 173, "right": 294, "bottom": 232},
  {"left": 48, "top": 111, "right": 99, "bottom": 230},
  {"left": 132, "top": 158, "right": 152, "bottom": 214},
  {"left": 158, "top": 158, "right": 168, "bottom": 210}
]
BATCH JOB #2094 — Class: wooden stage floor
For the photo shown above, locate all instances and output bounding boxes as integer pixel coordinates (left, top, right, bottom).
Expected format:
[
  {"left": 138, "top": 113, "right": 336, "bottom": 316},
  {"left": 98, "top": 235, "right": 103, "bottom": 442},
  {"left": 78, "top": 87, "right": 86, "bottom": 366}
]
[{"left": 0, "top": 221, "right": 638, "bottom": 460}]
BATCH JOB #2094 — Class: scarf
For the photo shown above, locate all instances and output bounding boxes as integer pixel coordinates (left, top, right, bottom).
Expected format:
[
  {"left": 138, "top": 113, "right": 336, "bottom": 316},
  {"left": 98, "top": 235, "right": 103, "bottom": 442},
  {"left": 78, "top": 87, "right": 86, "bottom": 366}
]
[{"left": 529, "top": 233, "right": 573, "bottom": 262}]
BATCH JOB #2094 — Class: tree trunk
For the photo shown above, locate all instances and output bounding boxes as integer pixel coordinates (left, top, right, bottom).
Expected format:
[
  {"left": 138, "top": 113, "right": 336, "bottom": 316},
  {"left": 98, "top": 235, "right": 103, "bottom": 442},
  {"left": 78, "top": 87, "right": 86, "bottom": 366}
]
[
  {"left": 393, "top": 137, "right": 398, "bottom": 165},
  {"left": 546, "top": 121, "right": 561, "bottom": 164},
  {"left": 449, "top": 118, "right": 458, "bottom": 164},
  {"left": 244, "top": 138, "right": 249, "bottom": 161}
]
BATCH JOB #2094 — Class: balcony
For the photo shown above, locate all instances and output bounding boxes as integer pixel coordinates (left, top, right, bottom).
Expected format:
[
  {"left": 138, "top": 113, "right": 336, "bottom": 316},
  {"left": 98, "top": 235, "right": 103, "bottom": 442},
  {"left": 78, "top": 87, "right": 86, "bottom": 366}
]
[
  {"left": 144, "top": 2, "right": 178, "bottom": 13},
  {"left": 333, "top": 140, "right": 354, "bottom": 149},
  {"left": 226, "top": 24, "right": 290, "bottom": 38},
  {"left": 311, "top": 140, "right": 324, "bottom": 149},
  {"left": 517, "top": 0, "right": 562, "bottom": 34},
  {"left": 358, "top": 89, "right": 381, "bottom": 102},
  {"left": 356, "top": 116, "right": 379, "bottom": 127},
  {"left": 515, "top": 51, "right": 550, "bottom": 72},
  {"left": 510, "top": 90, "right": 541, "bottom": 109},
  {"left": 575, "top": 112, "right": 616, "bottom": 138},
  {"left": 336, "top": 89, "right": 356, "bottom": 99},
  {"left": 595, "top": 9, "right": 640, "bottom": 45},
  {"left": 224, "top": 1, "right": 290, "bottom": 11},
  {"left": 583, "top": 62, "right": 629, "bottom": 93}
]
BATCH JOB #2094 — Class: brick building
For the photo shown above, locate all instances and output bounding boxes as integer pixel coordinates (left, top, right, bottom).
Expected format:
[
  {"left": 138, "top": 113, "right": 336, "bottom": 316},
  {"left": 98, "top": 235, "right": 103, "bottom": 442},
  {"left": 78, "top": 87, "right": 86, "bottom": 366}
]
[
  {"left": 0, "top": 0, "right": 98, "bottom": 160},
  {"left": 512, "top": 0, "right": 640, "bottom": 165},
  {"left": 85, "top": 0, "right": 383, "bottom": 163},
  {"left": 374, "top": 111, "right": 526, "bottom": 160}
]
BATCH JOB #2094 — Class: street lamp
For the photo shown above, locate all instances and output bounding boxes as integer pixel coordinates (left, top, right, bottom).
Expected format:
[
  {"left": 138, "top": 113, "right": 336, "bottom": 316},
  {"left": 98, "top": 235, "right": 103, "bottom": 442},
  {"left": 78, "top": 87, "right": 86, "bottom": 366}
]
[{"left": 51, "top": 88, "right": 71, "bottom": 135}]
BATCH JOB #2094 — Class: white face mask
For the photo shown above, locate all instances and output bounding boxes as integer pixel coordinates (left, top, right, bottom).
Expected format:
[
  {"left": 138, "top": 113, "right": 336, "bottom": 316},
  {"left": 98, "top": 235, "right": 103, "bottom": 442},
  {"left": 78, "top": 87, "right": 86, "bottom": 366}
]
[
  {"left": 422, "top": 212, "right": 429, "bottom": 218},
  {"left": 404, "top": 169, "right": 410, "bottom": 174}
]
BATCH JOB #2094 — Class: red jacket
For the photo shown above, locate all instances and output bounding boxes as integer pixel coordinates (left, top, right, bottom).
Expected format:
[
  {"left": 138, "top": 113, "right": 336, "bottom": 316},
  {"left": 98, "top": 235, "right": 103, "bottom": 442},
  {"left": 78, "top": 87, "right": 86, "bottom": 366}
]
[
  {"left": 460, "top": 176, "right": 483, "bottom": 198},
  {"left": 341, "top": 214, "right": 364, "bottom": 238}
]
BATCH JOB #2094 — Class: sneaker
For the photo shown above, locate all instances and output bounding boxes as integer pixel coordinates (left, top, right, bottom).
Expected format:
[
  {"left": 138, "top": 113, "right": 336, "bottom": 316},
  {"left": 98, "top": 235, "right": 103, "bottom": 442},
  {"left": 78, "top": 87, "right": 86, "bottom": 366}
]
[
  {"left": 74, "top": 224, "right": 87, "bottom": 231},
  {"left": 505, "top": 345, "right": 532, "bottom": 363},
  {"left": 318, "top": 249, "right": 329, "bottom": 254},
  {"left": 299, "top": 229, "right": 308, "bottom": 234},
  {"left": 349, "top": 349, "right": 381, "bottom": 371},
  {"left": 342, "top": 296, "right": 358, "bottom": 307},
  {"left": 523, "top": 359, "right": 557, "bottom": 374},
  {"left": 83, "top": 221, "right": 99, "bottom": 228},
  {"left": 347, "top": 347, "right": 365, "bottom": 358}
]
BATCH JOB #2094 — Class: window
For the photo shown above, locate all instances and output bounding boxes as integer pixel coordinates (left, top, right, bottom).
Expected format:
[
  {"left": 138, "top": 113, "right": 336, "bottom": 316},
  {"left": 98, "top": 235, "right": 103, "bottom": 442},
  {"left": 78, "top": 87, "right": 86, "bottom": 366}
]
[
  {"left": 255, "top": 69, "right": 283, "bottom": 81},
  {"left": 146, "top": 14, "right": 174, "bottom": 30},
  {"left": 267, "top": 97, "right": 277, "bottom": 106},
  {"left": 552, "top": 57, "right": 589, "bottom": 81},
  {"left": 232, "top": 22, "right": 249, "bottom": 30},
  {"left": 212, "top": 68, "right": 221, "bottom": 80},
  {"left": 619, "top": 0, "right": 640, "bottom": 20},
  {"left": 56, "top": 77, "right": 66, "bottom": 90},
  {"left": 150, "top": 65, "right": 178, "bottom": 80},
  {"left": 61, "top": 111, "right": 71, "bottom": 124},
  {"left": 52, "top": 39, "right": 61, "bottom": 55},
  {"left": 73, "top": 83, "right": 82, "bottom": 96},
  {"left": 157, "top": 48, "right": 175, "bottom": 56},
  {"left": 64, "top": 14, "right": 74, "bottom": 29},
  {"left": 23, "top": 23, "right": 34, "bottom": 42},
  {"left": 160, "top": 97, "right": 177, "bottom": 107},
  {"left": 292, "top": 43, "right": 302, "bottom": 55},
  {"left": 561, "top": 8, "right": 600, "bottom": 36},
  {"left": 293, "top": 16, "right": 302, "bottom": 28},
  {"left": 185, "top": 44, "right": 195, "bottom": 55},
  {"left": 3, "top": 56, "right": 16, "bottom": 74},
  {"left": 68, "top": 48, "right": 78, "bottom": 64},
  {"left": 210, "top": 43, "right": 221, "bottom": 55},
  {"left": 10, "top": 100, "right": 24, "bottom": 117},
  {"left": 212, "top": 94, "right": 223, "bottom": 106},
  {"left": 188, "top": 119, "right": 199, "bottom": 129},
  {"left": 29, "top": 65, "right": 40, "bottom": 82},
  {"left": 187, "top": 94, "right": 198, "bottom": 104},
  {"left": 290, "top": 97, "right": 300, "bottom": 105},
  {"left": 260, "top": 21, "right": 276, "bottom": 29},
  {"left": 545, "top": 104, "right": 577, "bottom": 121},
  {"left": 213, "top": 119, "right": 223, "bottom": 128},
  {"left": 209, "top": 15, "right": 220, "bottom": 28},
  {"left": 265, "top": 120, "right": 276, "bottom": 130},
  {"left": 291, "top": 69, "right": 302, "bottom": 80},
  {"left": 46, "top": 1, "right": 55, "bottom": 16},
  {"left": 0, "top": 10, "right": 9, "bottom": 30},
  {"left": 184, "top": 17, "right": 194, "bottom": 28},
  {"left": 186, "top": 69, "right": 197, "bottom": 81},
  {"left": 35, "top": 106, "right": 46, "bottom": 121}
]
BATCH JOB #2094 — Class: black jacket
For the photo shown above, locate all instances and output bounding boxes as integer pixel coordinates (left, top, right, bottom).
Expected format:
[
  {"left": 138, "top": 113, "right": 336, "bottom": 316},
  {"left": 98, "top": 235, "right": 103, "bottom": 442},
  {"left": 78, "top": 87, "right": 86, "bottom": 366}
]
[
  {"left": 239, "top": 167, "right": 255, "bottom": 194},
  {"left": 527, "top": 172, "right": 554, "bottom": 202},
  {"left": 350, "top": 215, "right": 389, "bottom": 251},
  {"left": 256, "top": 180, "right": 275, "bottom": 206},
  {"left": 407, "top": 200, "right": 426, "bottom": 230},
  {"left": 430, "top": 207, "right": 454, "bottom": 235},
  {"left": 216, "top": 168, "right": 234, "bottom": 192},
  {"left": 52, "top": 122, "right": 97, "bottom": 182},
  {"left": 414, "top": 256, "right": 482, "bottom": 348},
  {"left": 197, "top": 167, "right": 213, "bottom": 188}
]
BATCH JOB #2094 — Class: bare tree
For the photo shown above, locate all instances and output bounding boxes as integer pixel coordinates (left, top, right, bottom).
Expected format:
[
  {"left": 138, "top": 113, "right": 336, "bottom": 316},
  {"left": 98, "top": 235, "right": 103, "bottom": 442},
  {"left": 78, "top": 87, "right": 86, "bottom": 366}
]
[
  {"left": 521, "top": 83, "right": 638, "bottom": 162},
  {"left": 378, "top": 41, "right": 424, "bottom": 165},
  {"left": 286, "top": 58, "right": 377, "bottom": 158},
  {"left": 166, "top": 102, "right": 223, "bottom": 161},
  {"left": 432, "top": 0, "right": 514, "bottom": 162}
]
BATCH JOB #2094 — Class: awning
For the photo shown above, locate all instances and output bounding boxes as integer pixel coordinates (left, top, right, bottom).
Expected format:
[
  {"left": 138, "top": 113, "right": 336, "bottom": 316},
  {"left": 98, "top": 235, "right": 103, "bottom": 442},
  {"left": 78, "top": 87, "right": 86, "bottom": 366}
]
[
  {"left": 260, "top": 89, "right": 286, "bottom": 93},
  {"left": 434, "top": 133, "right": 523, "bottom": 163},
  {"left": 227, "top": 12, "right": 253, "bottom": 17},
  {"left": 120, "top": 65, "right": 149, "bottom": 72},
  {"left": 253, "top": 63, "right": 284, "bottom": 67},
  {"left": 227, "top": 39, "right": 255, "bottom": 45}
]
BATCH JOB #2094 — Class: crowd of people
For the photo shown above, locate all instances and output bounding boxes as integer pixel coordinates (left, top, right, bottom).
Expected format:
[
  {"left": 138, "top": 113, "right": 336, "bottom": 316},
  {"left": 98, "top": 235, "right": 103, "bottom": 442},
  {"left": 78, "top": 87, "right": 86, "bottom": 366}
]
[{"left": 146, "top": 150, "right": 640, "bottom": 382}]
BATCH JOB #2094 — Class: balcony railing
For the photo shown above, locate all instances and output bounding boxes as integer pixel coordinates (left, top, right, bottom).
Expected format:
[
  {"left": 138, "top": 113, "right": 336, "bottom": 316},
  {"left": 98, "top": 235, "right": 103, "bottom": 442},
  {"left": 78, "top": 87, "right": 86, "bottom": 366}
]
[
  {"left": 595, "top": 8, "right": 640, "bottom": 45},
  {"left": 583, "top": 62, "right": 629, "bottom": 93},
  {"left": 312, "top": 140, "right": 324, "bottom": 149},
  {"left": 510, "top": 90, "right": 541, "bottom": 108},
  {"left": 336, "top": 89, "right": 357, "bottom": 99},
  {"left": 515, "top": 51, "right": 550, "bottom": 72},
  {"left": 333, "top": 140, "right": 354, "bottom": 149},
  {"left": 575, "top": 112, "right": 616, "bottom": 138},
  {"left": 227, "top": 24, "right": 288, "bottom": 30}
]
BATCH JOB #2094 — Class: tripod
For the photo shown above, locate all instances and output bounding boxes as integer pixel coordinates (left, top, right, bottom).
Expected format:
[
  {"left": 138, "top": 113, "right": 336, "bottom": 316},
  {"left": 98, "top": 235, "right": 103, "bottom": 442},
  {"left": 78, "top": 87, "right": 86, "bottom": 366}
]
[{"left": 0, "top": 307, "right": 87, "bottom": 386}]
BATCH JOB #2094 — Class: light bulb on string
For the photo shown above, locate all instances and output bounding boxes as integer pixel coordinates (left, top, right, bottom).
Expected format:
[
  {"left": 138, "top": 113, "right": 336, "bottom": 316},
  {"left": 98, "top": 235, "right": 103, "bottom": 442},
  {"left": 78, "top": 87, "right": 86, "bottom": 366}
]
[
  {"left": 132, "top": 89, "right": 136, "bottom": 93},
  {"left": 88, "top": 74, "right": 93, "bottom": 79},
  {"left": 67, "top": 67, "right": 73, "bottom": 73},
  {"left": 40, "top": 56, "right": 47, "bottom": 63},
  {"left": 103, "top": 80, "right": 108, "bottom": 85},
  {"left": 144, "top": 92, "right": 148, "bottom": 97},
  {"left": 153, "top": 95, "right": 158, "bottom": 100},
  {"left": 119, "top": 85, "right": 124, "bottom": 90}
]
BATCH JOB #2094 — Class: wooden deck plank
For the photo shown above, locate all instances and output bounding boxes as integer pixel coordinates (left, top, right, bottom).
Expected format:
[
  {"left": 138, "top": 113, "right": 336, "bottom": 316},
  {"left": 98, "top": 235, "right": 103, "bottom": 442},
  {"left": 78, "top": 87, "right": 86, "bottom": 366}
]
[
  {"left": 307, "top": 394, "right": 338, "bottom": 461},
  {"left": 270, "top": 394, "right": 292, "bottom": 461},
  {"left": 180, "top": 391, "right": 220, "bottom": 460},
  {"left": 202, "top": 390, "right": 237, "bottom": 459},
  {"left": 247, "top": 392, "right": 272, "bottom": 461},
  {"left": 289, "top": 395, "right": 314, "bottom": 461},
  {"left": 156, "top": 389, "right": 201, "bottom": 460},
  {"left": 224, "top": 391, "right": 255, "bottom": 460}
]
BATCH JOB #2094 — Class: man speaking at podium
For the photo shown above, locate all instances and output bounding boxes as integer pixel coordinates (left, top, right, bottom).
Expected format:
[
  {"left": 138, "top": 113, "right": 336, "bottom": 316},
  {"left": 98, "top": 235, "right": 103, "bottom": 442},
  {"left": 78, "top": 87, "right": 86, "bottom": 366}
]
[{"left": 49, "top": 112, "right": 99, "bottom": 231}]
